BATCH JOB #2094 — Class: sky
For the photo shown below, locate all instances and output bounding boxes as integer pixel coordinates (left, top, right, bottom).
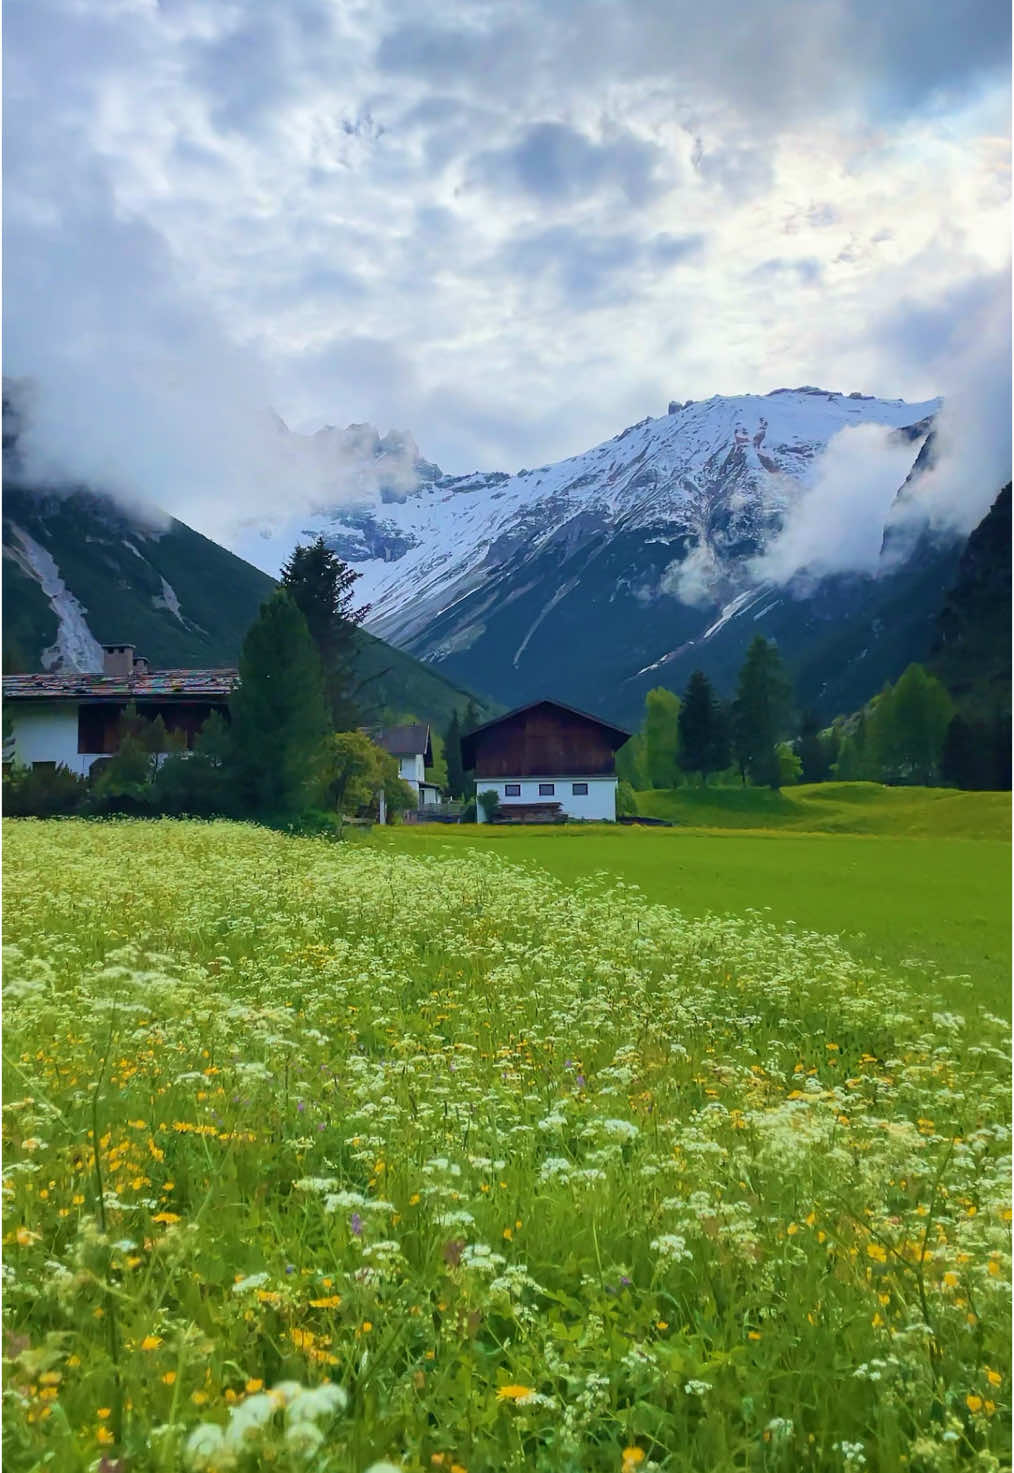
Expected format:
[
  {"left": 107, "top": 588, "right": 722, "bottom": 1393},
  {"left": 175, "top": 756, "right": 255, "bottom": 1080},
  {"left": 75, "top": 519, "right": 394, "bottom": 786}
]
[{"left": 3, "top": 0, "right": 1010, "bottom": 551}]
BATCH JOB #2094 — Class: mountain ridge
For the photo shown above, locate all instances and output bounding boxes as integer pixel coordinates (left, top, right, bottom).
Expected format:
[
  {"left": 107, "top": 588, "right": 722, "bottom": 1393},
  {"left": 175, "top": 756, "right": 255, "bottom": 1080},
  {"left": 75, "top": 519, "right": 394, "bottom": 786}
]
[{"left": 257, "top": 387, "right": 962, "bottom": 723}]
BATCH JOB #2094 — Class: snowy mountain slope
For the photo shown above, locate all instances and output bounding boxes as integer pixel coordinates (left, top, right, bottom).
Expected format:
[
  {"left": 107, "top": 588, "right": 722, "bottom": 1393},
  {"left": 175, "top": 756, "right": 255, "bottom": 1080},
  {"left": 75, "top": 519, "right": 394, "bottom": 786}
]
[
  {"left": 290, "top": 389, "right": 939, "bottom": 642},
  {"left": 251, "top": 387, "right": 951, "bottom": 722}
]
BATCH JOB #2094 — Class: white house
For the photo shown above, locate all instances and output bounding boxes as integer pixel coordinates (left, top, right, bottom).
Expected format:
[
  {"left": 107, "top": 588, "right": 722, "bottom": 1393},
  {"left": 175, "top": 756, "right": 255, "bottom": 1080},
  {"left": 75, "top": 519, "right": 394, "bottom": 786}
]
[
  {"left": 371, "top": 723, "right": 442, "bottom": 805},
  {"left": 460, "top": 699, "right": 630, "bottom": 823},
  {"left": 3, "top": 644, "right": 235, "bottom": 776}
]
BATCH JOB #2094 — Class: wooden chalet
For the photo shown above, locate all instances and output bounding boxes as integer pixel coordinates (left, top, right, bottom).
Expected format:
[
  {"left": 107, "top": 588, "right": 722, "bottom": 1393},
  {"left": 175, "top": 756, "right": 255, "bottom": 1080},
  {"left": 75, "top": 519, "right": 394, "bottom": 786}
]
[{"left": 460, "top": 699, "right": 630, "bottom": 823}]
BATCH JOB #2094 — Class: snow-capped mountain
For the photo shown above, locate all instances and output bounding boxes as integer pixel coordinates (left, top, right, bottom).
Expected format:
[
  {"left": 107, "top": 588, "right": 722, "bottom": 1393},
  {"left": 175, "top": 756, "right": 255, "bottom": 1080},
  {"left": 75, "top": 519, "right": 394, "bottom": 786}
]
[{"left": 253, "top": 387, "right": 963, "bottom": 723}]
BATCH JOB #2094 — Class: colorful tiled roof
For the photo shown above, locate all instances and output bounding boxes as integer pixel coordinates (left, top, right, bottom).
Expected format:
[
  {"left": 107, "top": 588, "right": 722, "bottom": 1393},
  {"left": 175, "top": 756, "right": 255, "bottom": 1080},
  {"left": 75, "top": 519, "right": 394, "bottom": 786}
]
[{"left": 2, "top": 669, "right": 238, "bottom": 700}]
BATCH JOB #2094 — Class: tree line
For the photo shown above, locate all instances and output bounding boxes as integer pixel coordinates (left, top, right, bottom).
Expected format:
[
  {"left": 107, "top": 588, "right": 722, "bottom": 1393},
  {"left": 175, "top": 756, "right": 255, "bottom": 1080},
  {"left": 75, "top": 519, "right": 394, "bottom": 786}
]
[{"left": 616, "top": 636, "right": 1010, "bottom": 793}]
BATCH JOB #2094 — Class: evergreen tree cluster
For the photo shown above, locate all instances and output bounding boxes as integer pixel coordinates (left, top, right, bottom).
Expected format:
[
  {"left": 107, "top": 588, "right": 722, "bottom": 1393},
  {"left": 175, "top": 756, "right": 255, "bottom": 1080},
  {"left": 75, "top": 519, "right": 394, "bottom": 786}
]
[{"left": 616, "top": 637, "right": 1008, "bottom": 794}]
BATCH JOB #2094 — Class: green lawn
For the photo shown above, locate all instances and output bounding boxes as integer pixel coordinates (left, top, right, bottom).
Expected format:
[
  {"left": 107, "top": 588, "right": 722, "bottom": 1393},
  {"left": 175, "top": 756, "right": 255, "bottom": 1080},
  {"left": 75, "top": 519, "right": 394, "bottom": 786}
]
[{"left": 373, "top": 784, "right": 1011, "bottom": 1015}]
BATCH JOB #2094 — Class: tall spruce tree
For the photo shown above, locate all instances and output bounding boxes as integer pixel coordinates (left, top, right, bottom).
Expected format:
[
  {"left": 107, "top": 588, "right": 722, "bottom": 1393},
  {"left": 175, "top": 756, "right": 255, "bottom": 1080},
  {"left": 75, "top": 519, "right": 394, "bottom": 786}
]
[
  {"left": 797, "top": 709, "right": 830, "bottom": 784},
  {"left": 731, "top": 636, "right": 791, "bottom": 788},
  {"left": 459, "top": 698, "right": 482, "bottom": 796},
  {"left": 280, "top": 537, "right": 369, "bottom": 729},
  {"left": 677, "top": 671, "right": 728, "bottom": 785},
  {"left": 444, "top": 709, "right": 465, "bottom": 799},
  {"left": 229, "top": 591, "right": 331, "bottom": 818}
]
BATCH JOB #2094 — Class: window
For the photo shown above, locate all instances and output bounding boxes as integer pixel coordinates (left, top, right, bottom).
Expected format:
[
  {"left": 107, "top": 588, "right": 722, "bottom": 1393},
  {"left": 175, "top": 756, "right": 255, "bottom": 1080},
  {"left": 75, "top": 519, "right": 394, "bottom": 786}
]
[
  {"left": 572, "top": 782, "right": 589, "bottom": 796},
  {"left": 504, "top": 783, "right": 521, "bottom": 796},
  {"left": 538, "top": 782, "right": 555, "bottom": 796}
]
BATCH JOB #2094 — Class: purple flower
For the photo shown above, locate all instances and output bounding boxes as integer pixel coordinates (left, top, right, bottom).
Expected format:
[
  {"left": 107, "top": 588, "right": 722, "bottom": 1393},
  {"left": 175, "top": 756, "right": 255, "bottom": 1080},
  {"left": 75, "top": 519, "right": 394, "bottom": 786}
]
[
  {"left": 350, "top": 1212, "right": 364, "bottom": 1237},
  {"left": 576, "top": 1074, "right": 586, "bottom": 1089},
  {"left": 297, "top": 1100, "right": 305, "bottom": 1113},
  {"left": 285, "top": 1264, "right": 295, "bottom": 1275}
]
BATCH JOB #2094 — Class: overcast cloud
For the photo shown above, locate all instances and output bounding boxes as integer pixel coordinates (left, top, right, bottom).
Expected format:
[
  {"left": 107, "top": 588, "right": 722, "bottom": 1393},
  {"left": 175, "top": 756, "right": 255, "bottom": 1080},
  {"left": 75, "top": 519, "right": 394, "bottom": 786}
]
[{"left": 2, "top": 0, "right": 1009, "bottom": 555}]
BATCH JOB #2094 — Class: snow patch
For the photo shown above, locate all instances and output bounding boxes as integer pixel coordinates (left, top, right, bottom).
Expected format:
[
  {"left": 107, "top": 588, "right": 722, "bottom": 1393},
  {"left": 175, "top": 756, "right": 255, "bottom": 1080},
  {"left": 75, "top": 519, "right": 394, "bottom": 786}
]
[
  {"left": 153, "top": 575, "right": 184, "bottom": 622},
  {"left": 6, "top": 523, "right": 104, "bottom": 671}
]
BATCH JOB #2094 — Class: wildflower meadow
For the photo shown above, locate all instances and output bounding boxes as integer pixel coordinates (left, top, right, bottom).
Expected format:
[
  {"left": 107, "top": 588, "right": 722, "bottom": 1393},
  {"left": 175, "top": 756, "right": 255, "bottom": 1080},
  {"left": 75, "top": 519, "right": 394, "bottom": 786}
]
[{"left": 2, "top": 818, "right": 1010, "bottom": 1472}]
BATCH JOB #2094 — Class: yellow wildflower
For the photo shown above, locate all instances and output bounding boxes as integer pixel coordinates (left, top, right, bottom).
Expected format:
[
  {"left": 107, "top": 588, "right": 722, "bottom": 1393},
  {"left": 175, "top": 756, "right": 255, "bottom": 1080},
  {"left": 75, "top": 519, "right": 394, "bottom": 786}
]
[{"left": 497, "top": 1384, "right": 534, "bottom": 1402}]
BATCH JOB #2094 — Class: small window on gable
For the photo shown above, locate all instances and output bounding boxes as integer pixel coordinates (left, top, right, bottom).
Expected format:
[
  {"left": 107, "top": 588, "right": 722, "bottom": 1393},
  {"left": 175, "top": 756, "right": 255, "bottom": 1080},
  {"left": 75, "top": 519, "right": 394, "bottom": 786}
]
[
  {"left": 538, "top": 782, "right": 555, "bottom": 796},
  {"left": 504, "top": 783, "right": 521, "bottom": 796},
  {"left": 572, "top": 782, "right": 589, "bottom": 795}
]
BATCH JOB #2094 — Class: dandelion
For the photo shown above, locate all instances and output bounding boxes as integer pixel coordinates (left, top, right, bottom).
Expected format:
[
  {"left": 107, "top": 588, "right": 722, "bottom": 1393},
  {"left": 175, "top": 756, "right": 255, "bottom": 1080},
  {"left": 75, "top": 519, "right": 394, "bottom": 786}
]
[{"left": 497, "top": 1384, "right": 535, "bottom": 1402}]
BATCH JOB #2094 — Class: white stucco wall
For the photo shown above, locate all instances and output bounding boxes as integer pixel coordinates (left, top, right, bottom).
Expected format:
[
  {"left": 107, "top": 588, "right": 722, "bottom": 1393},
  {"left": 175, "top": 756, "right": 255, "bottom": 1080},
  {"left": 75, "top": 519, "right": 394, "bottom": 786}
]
[
  {"left": 474, "top": 776, "right": 617, "bottom": 822},
  {"left": 398, "top": 753, "right": 425, "bottom": 792},
  {"left": 7, "top": 702, "right": 104, "bottom": 777}
]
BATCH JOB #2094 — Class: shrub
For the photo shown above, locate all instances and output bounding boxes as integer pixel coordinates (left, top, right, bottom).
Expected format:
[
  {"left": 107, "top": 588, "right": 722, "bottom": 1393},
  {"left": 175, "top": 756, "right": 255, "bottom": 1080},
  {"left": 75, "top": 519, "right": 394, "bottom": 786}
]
[
  {"left": 616, "top": 779, "right": 639, "bottom": 816},
  {"left": 477, "top": 789, "right": 501, "bottom": 821},
  {"left": 2, "top": 761, "right": 88, "bottom": 817}
]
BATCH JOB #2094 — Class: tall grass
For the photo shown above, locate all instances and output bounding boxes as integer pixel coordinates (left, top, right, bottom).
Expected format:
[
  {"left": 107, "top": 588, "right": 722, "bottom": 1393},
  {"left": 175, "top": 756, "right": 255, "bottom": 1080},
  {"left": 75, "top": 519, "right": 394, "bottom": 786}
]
[{"left": 3, "top": 819, "right": 1010, "bottom": 1472}]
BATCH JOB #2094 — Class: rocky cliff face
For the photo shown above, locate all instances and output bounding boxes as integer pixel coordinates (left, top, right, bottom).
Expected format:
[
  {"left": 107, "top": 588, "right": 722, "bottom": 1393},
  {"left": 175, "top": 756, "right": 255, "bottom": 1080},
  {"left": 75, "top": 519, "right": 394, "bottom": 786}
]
[{"left": 930, "top": 483, "right": 1012, "bottom": 719}]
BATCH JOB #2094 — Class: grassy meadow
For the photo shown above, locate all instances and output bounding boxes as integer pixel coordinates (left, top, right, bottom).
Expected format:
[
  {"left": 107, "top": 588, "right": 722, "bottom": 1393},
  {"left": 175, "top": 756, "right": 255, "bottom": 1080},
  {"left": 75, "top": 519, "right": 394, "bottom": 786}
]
[
  {"left": 2, "top": 816, "right": 1010, "bottom": 1472},
  {"left": 376, "top": 785, "right": 1011, "bottom": 1015}
]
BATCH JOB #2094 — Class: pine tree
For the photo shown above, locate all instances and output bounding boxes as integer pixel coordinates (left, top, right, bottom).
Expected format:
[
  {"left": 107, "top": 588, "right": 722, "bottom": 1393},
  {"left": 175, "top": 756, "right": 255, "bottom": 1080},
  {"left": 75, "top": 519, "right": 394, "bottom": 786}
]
[
  {"left": 796, "top": 709, "right": 830, "bottom": 783},
  {"left": 459, "top": 699, "right": 482, "bottom": 797},
  {"left": 228, "top": 591, "right": 332, "bottom": 818},
  {"left": 641, "top": 687, "right": 681, "bottom": 788},
  {"left": 280, "top": 537, "right": 369, "bottom": 729},
  {"left": 677, "top": 671, "right": 728, "bottom": 785},
  {"left": 941, "top": 715, "right": 978, "bottom": 790},
  {"left": 444, "top": 710, "right": 465, "bottom": 799},
  {"left": 731, "top": 636, "right": 792, "bottom": 788}
]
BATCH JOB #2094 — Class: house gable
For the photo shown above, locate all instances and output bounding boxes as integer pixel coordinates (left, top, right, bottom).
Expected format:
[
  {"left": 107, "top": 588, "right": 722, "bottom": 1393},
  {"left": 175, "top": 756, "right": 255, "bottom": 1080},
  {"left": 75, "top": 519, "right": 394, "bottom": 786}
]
[{"left": 461, "top": 699, "right": 630, "bottom": 779}]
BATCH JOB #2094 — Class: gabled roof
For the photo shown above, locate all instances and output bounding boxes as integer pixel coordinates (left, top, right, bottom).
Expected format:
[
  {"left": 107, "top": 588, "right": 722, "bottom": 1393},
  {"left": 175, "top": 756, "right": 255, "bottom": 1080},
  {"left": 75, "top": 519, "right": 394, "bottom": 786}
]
[
  {"left": 460, "top": 698, "right": 631, "bottom": 766},
  {"left": 2, "top": 669, "right": 238, "bottom": 701},
  {"left": 370, "top": 723, "right": 433, "bottom": 765}
]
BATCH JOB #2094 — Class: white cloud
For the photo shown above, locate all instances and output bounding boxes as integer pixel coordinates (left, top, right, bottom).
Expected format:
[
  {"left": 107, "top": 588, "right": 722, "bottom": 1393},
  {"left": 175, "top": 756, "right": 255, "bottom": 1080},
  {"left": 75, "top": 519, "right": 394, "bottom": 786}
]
[
  {"left": 749, "top": 424, "right": 924, "bottom": 586},
  {"left": 1, "top": 0, "right": 1009, "bottom": 559}
]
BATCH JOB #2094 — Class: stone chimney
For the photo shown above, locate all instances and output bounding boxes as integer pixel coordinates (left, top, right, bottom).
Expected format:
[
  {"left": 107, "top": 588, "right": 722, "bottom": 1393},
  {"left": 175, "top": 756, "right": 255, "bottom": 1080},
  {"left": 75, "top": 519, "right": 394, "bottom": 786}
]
[{"left": 102, "top": 643, "right": 136, "bottom": 678}]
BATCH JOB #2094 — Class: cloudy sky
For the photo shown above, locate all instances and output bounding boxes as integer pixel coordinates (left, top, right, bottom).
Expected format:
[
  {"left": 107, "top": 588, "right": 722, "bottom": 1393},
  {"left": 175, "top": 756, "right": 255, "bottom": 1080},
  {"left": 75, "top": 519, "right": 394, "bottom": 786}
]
[{"left": 3, "top": 0, "right": 1010, "bottom": 542}]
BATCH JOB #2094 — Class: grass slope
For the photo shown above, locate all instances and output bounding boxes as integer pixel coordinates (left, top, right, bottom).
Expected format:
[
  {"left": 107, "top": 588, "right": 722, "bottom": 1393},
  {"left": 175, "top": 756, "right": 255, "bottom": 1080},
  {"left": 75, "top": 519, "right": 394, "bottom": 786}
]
[
  {"left": 633, "top": 782, "right": 1011, "bottom": 837},
  {"left": 374, "top": 784, "right": 1011, "bottom": 1015}
]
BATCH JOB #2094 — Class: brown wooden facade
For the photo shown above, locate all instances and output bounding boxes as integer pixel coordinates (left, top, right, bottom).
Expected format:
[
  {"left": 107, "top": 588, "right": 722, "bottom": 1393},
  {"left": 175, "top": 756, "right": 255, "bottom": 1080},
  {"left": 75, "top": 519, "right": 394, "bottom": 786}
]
[
  {"left": 460, "top": 700, "right": 630, "bottom": 778},
  {"left": 77, "top": 700, "right": 229, "bottom": 755}
]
